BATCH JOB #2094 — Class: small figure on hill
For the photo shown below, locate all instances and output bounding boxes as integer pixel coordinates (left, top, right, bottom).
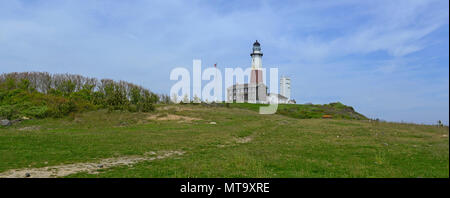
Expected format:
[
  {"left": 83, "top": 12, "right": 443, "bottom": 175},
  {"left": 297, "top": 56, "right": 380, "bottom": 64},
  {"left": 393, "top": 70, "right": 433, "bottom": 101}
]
[{"left": 437, "top": 120, "right": 443, "bottom": 127}]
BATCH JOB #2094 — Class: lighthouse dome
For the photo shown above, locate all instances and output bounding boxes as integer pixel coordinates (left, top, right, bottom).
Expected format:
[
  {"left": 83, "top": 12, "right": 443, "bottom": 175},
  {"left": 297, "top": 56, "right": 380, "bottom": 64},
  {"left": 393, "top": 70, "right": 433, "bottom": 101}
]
[{"left": 252, "top": 40, "right": 262, "bottom": 52}]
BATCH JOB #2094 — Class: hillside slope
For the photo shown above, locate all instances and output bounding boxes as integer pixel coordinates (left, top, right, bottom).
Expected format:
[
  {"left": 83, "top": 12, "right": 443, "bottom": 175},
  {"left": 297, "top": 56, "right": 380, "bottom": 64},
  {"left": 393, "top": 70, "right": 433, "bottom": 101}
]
[
  {"left": 0, "top": 104, "right": 448, "bottom": 178},
  {"left": 230, "top": 102, "right": 368, "bottom": 120},
  {"left": 0, "top": 72, "right": 159, "bottom": 120}
]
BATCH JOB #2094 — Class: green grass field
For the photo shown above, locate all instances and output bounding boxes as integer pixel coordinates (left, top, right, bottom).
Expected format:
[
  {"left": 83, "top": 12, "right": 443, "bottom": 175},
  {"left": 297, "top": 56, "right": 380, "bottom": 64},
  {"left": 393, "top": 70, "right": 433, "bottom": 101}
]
[{"left": 0, "top": 104, "right": 448, "bottom": 178}]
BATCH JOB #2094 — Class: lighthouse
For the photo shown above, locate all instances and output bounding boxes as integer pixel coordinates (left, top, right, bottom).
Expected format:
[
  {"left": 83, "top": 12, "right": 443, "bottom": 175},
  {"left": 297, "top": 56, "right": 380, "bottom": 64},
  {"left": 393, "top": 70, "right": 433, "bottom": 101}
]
[
  {"left": 227, "top": 40, "right": 295, "bottom": 104},
  {"left": 250, "top": 40, "right": 264, "bottom": 84},
  {"left": 227, "top": 40, "right": 275, "bottom": 104}
]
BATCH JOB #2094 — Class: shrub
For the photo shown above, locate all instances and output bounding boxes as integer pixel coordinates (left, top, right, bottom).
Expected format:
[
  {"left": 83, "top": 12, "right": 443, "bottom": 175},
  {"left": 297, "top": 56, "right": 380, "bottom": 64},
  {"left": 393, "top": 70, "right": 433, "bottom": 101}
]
[
  {"left": 0, "top": 105, "right": 15, "bottom": 120},
  {"left": 0, "top": 72, "right": 159, "bottom": 119},
  {"left": 22, "top": 106, "right": 49, "bottom": 118}
]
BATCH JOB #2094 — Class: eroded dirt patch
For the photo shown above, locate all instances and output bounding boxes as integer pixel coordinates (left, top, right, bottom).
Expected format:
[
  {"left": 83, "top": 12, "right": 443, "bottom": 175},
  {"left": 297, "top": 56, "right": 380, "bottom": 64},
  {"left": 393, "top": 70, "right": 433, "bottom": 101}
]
[
  {"left": 0, "top": 150, "right": 184, "bottom": 178},
  {"left": 216, "top": 136, "right": 253, "bottom": 148},
  {"left": 147, "top": 114, "right": 201, "bottom": 123},
  {"left": 156, "top": 106, "right": 194, "bottom": 111},
  {"left": 18, "top": 126, "right": 40, "bottom": 131},
  {"left": 235, "top": 137, "right": 253, "bottom": 144}
]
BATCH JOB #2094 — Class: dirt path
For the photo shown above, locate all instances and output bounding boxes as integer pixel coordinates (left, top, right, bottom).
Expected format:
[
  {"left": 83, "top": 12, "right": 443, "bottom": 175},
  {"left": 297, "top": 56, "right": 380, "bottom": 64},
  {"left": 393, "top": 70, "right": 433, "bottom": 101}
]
[{"left": 0, "top": 150, "right": 184, "bottom": 178}]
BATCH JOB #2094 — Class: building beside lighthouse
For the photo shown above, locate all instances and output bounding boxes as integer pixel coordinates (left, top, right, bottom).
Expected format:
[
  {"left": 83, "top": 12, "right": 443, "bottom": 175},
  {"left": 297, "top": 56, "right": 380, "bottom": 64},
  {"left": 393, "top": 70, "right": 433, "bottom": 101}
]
[
  {"left": 266, "top": 76, "right": 294, "bottom": 104},
  {"left": 280, "top": 76, "right": 291, "bottom": 99},
  {"left": 226, "top": 40, "right": 295, "bottom": 104}
]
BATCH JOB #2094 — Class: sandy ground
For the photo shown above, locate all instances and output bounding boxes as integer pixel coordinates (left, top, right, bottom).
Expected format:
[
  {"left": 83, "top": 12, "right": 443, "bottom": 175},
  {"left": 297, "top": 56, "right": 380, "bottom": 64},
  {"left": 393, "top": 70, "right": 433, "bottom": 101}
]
[
  {"left": 0, "top": 150, "right": 184, "bottom": 178},
  {"left": 235, "top": 136, "right": 253, "bottom": 143},
  {"left": 156, "top": 106, "right": 194, "bottom": 111},
  {"left": 17, "top": 126, "right": 40, "bottom": 131},
  {"left": 147, "top": 114, "right": 201, "bottom": 122}
]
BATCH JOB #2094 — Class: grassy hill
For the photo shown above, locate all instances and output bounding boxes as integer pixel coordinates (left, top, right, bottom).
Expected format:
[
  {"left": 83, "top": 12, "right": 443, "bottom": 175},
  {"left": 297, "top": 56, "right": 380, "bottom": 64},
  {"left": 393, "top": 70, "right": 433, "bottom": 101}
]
[
  {"left": 229, "top": 102, "right": 368, "bottom": 120},
  {"left": 0, "top": 104, "right": 448, "bottom": 178}
]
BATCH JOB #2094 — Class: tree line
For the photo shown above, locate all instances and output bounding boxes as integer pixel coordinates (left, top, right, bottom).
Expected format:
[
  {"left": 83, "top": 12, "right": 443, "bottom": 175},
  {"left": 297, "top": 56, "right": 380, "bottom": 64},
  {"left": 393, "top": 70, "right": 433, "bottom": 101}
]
[{"left": 0, "top": 72, "right": 170, "bottom": 119}]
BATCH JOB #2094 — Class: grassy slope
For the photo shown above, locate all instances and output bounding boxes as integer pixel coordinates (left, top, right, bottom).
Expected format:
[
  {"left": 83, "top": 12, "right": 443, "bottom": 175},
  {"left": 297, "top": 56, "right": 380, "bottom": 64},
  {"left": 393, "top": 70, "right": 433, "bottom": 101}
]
[
  {"left": 0, "top": 104, "right": 448, "bottom": 178},
  {"left": 229, "top": 102, "right": 368, "bottom": 120}
]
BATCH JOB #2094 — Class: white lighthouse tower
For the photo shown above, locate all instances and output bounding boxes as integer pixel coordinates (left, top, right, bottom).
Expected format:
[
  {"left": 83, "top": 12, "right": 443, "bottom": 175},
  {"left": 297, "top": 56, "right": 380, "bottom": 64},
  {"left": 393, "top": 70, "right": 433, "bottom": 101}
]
[
  {"left": 251, "top": 40, "right": 263, "bottom": 69},
  {"left": 250, "top": 40, "right": 263, "bottom": 84}
]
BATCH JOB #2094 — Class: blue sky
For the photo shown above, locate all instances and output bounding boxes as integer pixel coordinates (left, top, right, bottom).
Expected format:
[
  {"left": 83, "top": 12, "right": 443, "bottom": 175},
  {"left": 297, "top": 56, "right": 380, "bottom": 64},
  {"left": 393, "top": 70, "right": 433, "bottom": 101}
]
[{"left": 0, "top": 0, "right": 448, "bottom": 124}]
